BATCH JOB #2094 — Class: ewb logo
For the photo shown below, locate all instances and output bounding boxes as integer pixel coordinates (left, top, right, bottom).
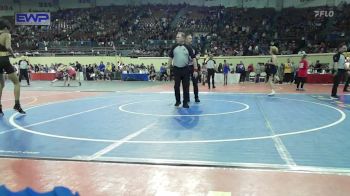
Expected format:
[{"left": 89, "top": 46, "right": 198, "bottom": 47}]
[
  {"left": 15, "top": 12, "right": 51, "bottom": 26},
  {"left": 314, "top": 10, "right": 334, "bottom": 18}
]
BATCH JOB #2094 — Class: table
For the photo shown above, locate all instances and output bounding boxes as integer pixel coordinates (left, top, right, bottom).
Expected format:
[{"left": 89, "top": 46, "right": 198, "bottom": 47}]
[
  {"left": 122, "top": 73, "right": 149, "bottom": 81},
  {"left": 30, "top": 73, "right": 56, "bottom": 81},
  {"left": 307, "top": 74, "right": 333, "bottom": 84}
]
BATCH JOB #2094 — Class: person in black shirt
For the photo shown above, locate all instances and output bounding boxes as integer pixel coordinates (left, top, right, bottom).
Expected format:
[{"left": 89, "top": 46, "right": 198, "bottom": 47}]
[
  {"left": 168, "top": 32, "right": 198, "bottom": 108},
  {"left": 75, "top": 61, "right": 83, "bottom": 85},
  {"left": 314, "top": 60, "right": 322, "bottom": 73}
]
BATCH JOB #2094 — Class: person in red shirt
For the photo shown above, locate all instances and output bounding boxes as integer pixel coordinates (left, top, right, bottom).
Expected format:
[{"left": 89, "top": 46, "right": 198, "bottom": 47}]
[{"left": 296, "top": 54, "right": 309, "bottom": 91}]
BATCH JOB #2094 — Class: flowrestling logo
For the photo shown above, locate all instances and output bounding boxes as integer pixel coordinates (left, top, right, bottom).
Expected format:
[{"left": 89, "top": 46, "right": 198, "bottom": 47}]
[
  {"left": 314, "top": 10, "right": 334, "bottom": 18},
  {"left": 15, "top": 12, "right": 50, "bottom": 25}
]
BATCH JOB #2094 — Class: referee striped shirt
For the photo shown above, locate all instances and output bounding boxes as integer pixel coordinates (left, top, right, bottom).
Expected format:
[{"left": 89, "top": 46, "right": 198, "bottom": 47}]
[
  {"left": 206, "top": 59, "right": 216, "bottom": 69},
  {"left": 169, "top": 44, "right": 195, "bottom": 68}
]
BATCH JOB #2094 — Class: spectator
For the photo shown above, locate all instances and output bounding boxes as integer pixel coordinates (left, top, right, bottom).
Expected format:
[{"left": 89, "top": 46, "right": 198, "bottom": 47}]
[{"left": 236, "top": 61, "right": 246, "bottom": 83}]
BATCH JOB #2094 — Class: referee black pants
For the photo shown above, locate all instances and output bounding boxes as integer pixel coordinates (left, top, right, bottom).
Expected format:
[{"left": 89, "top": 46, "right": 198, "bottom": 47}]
[
  {"left": 332, "top": 69, "right": 349, "bottom": 96},
  {"left": 174, "top": 66, "right": 190, "bottom": 103},
  {"left": 207, "top": 68, "right": 215, "bottom": 88},
  {"left": 189, "top": 66, "right": 199, "bottom": 100},
  {"left": 19, "top": 69, "right": 30, "bottom": 85}
]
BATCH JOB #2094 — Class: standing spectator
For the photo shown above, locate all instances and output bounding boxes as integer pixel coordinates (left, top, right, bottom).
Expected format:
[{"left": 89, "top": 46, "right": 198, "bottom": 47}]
[
  {"left": 217, "top": 63, "right": 223, "bottom": 73},
  {"left": 267, "top": 46, "right": 278, "bottom": 96},
  {"left": 75, "top": 61, "right": 83, "bottom": 81},
  {"left": 345, "top": 57, "right": 350, "bottom": 89},
  {"left": 223, "top": 60, "right": 230, "bottom": 86},
  {"left": 236, "top": 61, "right": 245, "bottom": 83},
  {"left": 296, "top": 54, "right": 309, "bottom": 91},
  {"left": 291, "top": 61, "right": 297, "bottom": 84},
  {"left": 201, "top": 62, "right": 207, "bottom": 86},
  {"left": 283, "top": 58, "right": 293, "bottom": 83},
  {"left": 82, "top": 64, "right": 87, "bottom": 81}
]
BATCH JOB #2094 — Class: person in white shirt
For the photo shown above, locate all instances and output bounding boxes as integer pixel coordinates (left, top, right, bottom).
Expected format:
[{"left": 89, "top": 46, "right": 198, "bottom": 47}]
[
  {"left": 18, "top": 56, "right": 30, "bottom": 85},
  {"left": 201, "top": 62, "right": 207, "bottom": 86},
  {"left": 331, "top": 43, "right": 349, "bottom": 99},
  {"left": 206, "top": 54, "right": 216, "bottom": 89}
]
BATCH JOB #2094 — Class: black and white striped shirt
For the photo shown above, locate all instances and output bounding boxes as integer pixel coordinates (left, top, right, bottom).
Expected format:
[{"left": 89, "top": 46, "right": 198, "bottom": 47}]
[
  {"left": 169, "top": 44, "right": 195, "bottom": 68},
  {"left": 206, "top": 59, "right": 216, "bottom": 69}
]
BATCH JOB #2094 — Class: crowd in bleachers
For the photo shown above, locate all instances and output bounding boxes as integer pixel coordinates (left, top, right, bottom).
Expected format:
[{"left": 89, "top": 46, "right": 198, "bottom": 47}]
[
  {"left": 14, "top": 55, "right": 333, "bottom": 84},
  {"left": 13, "top": 60, "right": 171, "bottom": 81},
  {"left": 4, "top": 3, "right": 350, "bottom": 56}
]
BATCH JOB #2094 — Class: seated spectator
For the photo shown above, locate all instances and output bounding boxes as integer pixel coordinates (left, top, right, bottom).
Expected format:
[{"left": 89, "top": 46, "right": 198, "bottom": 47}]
[
  {"left": 159, "top": 63, "right": 168, "bottom": 81},
  {"left": 314, "top": 60, "right": 322, "bottom": 73},
  {"left": 247, "top": 63, "right": 254, "bottom": 81}
]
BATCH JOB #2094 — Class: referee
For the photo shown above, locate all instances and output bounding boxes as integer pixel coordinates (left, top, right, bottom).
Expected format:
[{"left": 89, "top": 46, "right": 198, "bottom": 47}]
[
  {"left": 168, "top": 32, "right": 198, "bottom": 108},
  {"left": 185, "top": 34, "right": 200, "bottom": 103},
  {"left": 18, "top": 56, "right": 30, "bottom": 85},
  {"left": 206, "top": 54, "right": 216, "bottom": 89},
  {"left": 331, "top": 43, "right": 349, "bottom": 99}
]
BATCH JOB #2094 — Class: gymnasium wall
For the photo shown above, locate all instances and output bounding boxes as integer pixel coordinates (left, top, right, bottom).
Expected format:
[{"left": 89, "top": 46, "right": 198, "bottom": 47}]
[{"left": 10, "top": 53, "right": 335, "bottom": 70}]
